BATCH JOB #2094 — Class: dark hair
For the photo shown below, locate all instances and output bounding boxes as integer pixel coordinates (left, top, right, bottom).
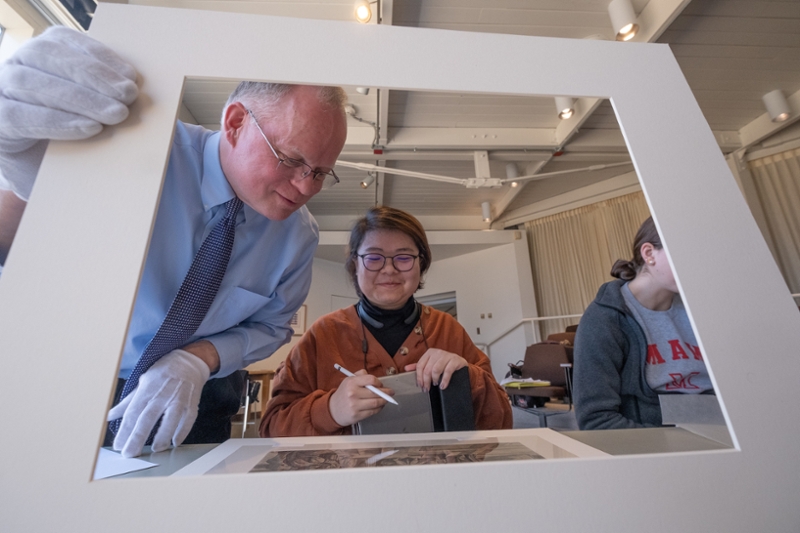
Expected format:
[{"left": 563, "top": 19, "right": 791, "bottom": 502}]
[
  {"left": 610, "top": 216, "right": 662, "bottom": 281},
  {"left": 345, "top": 206, "right": 432, "bottom": 297}
]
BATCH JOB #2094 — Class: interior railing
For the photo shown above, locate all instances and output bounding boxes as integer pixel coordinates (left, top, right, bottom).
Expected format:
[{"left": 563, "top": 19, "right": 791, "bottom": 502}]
[
  {"left": 477, "top": 293, "right": 800, "bottom": 356},
  {"left": 476, "top": 313, "right": 583, "bottom": 357}
]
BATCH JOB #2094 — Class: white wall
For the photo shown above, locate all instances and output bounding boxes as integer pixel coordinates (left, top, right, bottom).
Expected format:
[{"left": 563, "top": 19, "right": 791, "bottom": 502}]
[
  {"left": 419, "top": 236, "right": 538, "bottom": 379},
  {"left": 245, "top": 257, "right": 356, "bottom": 372}
]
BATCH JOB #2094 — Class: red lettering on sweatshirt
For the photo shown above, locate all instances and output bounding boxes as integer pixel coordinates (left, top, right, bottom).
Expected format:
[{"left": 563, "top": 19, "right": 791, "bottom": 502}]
[
  {"left": 669, "top": 339, "right": 689, "bottom": 360},
  {"left": 666, "top": 372, "right": 701, "bottom": 390},
  {"left": 685, "top": 343, "right": 702, "bottom": 361},
  {"left": 646, "top": 344, "right": 666, "bottom": 365}
]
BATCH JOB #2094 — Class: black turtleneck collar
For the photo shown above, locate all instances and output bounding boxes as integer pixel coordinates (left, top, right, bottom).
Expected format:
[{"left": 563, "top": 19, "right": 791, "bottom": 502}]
[
  {"left": 359, "top": 296, "right": 418, "bottom": 357},
  {"left": 360, "top": 296, "right": 417, "bottom": 326}
]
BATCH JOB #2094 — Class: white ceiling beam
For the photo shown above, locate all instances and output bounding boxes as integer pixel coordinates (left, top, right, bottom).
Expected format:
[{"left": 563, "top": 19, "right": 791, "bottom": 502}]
[
  {"left": 547, "top": 152, "right": 631, "bottom": 162},
  {"left": 387, "top": 127, "right": 556, "bottom": 150},
  {"left": 377, "top": 89, "right": 390, "bottom": 147},
  {"left": 341, "top": 127, "right": 738, "bottom": 158},
  {"left": 713, "top": 130, "right": 742, "bottom": 153},
  {"left": 555, "top": 97, "right": 603, "bottom": 148},
  {"left": 633, "top": 0, "right": 694, "bottom": 43},
  {"left": 561, "top": 127, "right": 740, "bottom": 154},
  {"left": 556, "top": 128, "right": 627, "bottom": 152},
  {"left": 738, "top": 89, "right": 800, "bottom": 150},
  {"left": 337, "top": 150, "right": 553, "bottom": 161},
  {"left": 474, "top": 151, "right": 491, "bottom": 178},
  {"left": 498, "top": 171, "right": 641, "bottom": 228},
  {"left": 336, "top": 160, "right": 467, "bottom": 185},
  {"left": 493, "top": 161, "right": 547, "bottom": 222},
  {"left": 343, "top": 126, "right": 377, "bottom": 149},
  {"left": 375, "top": 159, "right": 386, "bottom": 206},
  {"left": 376, "top": 0, "right": 392, "bottom": 148}
]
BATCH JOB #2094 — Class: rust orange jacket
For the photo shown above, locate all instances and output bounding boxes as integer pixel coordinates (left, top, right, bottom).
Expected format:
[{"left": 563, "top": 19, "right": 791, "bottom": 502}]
[{"left": 260, "top": 304, "right": 512, "bottom": 437}]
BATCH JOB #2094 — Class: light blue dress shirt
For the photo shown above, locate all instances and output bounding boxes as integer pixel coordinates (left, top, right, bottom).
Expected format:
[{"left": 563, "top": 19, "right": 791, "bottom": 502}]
[{"left": 120, "top": 121, "right": 318, "bottom": 379}]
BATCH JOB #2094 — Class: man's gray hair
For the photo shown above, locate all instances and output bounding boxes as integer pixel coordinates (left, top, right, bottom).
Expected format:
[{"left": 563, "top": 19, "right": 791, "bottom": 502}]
[{"left": 221, "top": 81, "right": 347, "bottom": 125}]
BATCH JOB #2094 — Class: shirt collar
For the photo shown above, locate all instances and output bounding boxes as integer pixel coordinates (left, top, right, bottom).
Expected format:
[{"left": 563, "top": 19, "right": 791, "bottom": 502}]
[{"left": 200, "top": 131, "right": 237, "bottom": 212}]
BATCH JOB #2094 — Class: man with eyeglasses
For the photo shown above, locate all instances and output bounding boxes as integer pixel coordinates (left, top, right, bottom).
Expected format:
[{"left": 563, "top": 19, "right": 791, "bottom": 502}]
[{"left": 0, "top": 28, "right": 347, "bottom": 457}]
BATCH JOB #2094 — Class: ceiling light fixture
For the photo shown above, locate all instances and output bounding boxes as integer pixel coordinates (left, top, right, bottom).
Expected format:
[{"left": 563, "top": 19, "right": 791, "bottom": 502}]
[
  {"left": 356, "top": 87, "right": 370, "bottom": 95},
  {"left": 762, "top": 90, "right": 792, "bottom": 123},
  {"left": 506, "top": 163, "right": 520, "bottom": 188},
  {"left": 354, "top": 0, "right": 376, "bottom": 23},
  {"left": 555, "top": 97, "right": 575, "bottom": 120},
  {"left": 607, "top": 0, "right": 638, "bottom": 41},
  {"left": 481, "top": 201, "right": 492, "bottom": 222},
  {"left": 361, "top": 172, "right": 375, "bottom": 189}
]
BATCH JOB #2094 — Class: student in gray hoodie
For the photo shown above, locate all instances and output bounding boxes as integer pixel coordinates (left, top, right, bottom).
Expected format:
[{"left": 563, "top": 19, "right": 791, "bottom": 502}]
[{"left": 573, "top": 217, "right": 712, "bottom": 429}]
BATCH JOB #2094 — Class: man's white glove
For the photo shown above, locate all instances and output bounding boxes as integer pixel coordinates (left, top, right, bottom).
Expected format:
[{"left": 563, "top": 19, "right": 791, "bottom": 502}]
[
  {"left": 0, "top": 26, "right": 138, "bottom": 200},
  {"left": 107, "top": 349, "right": 211, "bottom": 458}
]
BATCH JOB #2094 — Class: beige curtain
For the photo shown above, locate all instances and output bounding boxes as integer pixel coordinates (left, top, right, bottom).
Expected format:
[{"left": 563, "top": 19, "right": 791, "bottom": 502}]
[
  {"left": 748, "top": 147, "right": 800, "bottom": 294},
  {"left": 524, "top": 192, "right": 651, "bottom": 339}
]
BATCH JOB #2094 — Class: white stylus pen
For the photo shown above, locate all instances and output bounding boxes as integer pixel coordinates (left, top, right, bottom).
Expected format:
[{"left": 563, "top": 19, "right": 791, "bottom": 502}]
[{"left": 334, "top": 364, "right": 399, "bottom": 405}]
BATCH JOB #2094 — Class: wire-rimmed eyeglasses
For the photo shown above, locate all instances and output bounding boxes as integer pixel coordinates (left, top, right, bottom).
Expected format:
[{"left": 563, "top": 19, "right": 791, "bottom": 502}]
[
  {"left": 245, "top": 107, "right": 340, "bottom": 189},
  {"left": 357, "top": 253, "right": 419, "bottom": 272}
]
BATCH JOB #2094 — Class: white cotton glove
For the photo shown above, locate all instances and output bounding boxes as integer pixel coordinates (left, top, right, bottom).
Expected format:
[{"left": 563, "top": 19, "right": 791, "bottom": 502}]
[
  {"left": 107, "top": 349, "right": 211, "bottom": 458},
  {"left": 0, "top": 26, "right": 139, "bottom": 200}
]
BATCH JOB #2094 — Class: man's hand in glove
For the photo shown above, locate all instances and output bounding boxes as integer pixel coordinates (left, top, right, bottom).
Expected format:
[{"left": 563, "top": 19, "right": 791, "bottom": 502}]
[
  {"left": 0, "top": 26, "right": 138, "bottom": 200},
  {"left": 107, "top": 349, "right": 211, "bottom": 458}
]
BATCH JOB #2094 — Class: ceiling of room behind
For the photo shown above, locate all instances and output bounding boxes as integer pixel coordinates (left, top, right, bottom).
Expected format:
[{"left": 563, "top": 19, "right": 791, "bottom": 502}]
[{"left": 129, "top": 0, "right": 800, "bottom": 231}]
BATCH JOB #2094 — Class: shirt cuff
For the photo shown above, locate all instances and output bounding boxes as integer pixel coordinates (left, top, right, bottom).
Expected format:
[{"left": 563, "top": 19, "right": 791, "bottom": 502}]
[{"left": 204, "top": 331, "right": 245, "bottom": 378}]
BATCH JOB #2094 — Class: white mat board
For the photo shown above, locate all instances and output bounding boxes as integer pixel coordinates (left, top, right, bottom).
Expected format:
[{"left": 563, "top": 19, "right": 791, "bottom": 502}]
[{"left": 1, "top": 3, "right": 800, "bottom": 532}]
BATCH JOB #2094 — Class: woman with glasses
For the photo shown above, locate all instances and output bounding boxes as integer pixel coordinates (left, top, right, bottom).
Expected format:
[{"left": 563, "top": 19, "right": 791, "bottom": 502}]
[{"left": 260, "top": 206, "right": 512, "bottom": 436}]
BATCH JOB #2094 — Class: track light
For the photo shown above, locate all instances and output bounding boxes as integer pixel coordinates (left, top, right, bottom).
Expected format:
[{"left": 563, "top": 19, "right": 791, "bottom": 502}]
[
  {"left": 481, "top": 201, "right": 492, "bottom": 222},
  {"left": 354, "top": 0, "right": 376, "bottom": 23},
  {"left": 762, "top": 90, "right": 792, "bottom": 123},
  {"left": 608, "top": 0, "right": 638, "bottom": 41},
  {"left": 555, "top": 97, "right": 575, "bottom": 120},
  {"left": 506, "top": 163, "right": 519, "bottom": 188},
  {"left": 361, "top": 172, "right": 375, "bottom": 189}
]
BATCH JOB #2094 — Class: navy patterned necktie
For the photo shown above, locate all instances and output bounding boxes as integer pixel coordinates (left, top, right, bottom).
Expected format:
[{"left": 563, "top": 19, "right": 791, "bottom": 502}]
[{"left": 111, "top": 197, "right": 243, "bottom": 432}]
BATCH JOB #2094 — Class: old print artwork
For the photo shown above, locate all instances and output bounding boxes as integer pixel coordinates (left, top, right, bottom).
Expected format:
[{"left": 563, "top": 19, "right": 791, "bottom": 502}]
[{"left": 250, "top": 441, "right": 543, "bottom": 472}]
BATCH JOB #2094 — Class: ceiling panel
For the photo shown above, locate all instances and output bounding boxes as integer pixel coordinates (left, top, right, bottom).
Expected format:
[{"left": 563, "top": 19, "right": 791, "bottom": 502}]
[
  {"left": 389, "top": 90, "right": 559, "bottom": 129},
  {"left": 166, "top": 0, "right": 800, "bottom": 231}
]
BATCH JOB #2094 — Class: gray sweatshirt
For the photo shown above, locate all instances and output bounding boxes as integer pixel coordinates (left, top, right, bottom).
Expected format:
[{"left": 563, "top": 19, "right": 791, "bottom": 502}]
[{"left": 573, "top": 280, "right": 662, "bottom": 429}]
